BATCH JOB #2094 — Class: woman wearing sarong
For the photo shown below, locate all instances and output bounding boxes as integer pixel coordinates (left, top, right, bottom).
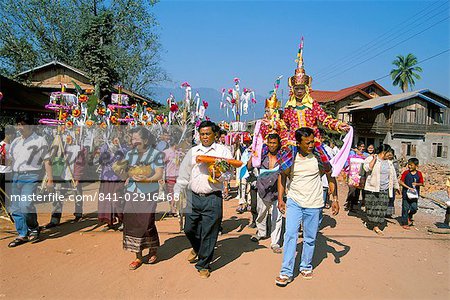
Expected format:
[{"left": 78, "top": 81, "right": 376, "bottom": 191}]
[
  {"left": 385, "top": 149, "right": 400, "bottom": 218},
  {"left": 363, "top": 144, "right": 400, "bottom": 235},
  {"left": 123, "top": 127, "right": 164, "bottom": 270}
]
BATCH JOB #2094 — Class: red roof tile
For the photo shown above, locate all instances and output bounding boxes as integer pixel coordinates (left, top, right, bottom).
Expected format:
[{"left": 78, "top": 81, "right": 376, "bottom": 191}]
[{"left": 311, "top": 80, "right": 391, "bottom": 103}]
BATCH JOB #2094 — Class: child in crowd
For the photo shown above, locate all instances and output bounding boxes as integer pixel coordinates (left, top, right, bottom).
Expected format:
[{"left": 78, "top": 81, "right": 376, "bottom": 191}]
[{"left": 399, "top": 158, "right": 424, "bottom": 229}]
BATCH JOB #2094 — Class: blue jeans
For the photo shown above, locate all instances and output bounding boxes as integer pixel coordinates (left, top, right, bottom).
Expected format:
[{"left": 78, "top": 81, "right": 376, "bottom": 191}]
[
  {"left": 401, "top": 197, "right": 418, "bottom": 225},
  {"left": 280, "top": 198, "right": 321, "bottom": 277},
  {"left": 8, "top": 173, "right": 40, "bottom": 237}
]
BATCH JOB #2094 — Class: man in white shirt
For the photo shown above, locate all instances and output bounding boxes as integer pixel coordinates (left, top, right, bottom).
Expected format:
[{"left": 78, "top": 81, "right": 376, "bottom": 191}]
[
  {"left": 275, "top": 127, "right": 340, "bottom": 286},
  {"left": 1, "top": 126, "right": 16, "bottom": 209},
  {"left": 174, "top": 121, "right": 232, "bottom": 278},
  {"left": 6, "top": 118, "right": 53, "bottom": 247}
]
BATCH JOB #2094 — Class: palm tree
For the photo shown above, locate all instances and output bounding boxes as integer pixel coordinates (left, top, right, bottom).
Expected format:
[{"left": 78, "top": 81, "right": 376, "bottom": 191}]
[{"left": 390, "top": 53, "right": 422, "bottom": 92}]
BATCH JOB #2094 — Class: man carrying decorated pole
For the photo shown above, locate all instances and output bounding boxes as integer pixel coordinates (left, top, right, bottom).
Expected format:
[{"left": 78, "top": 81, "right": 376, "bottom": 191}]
[{"left": 174, "top": 121, "right": 233, "bottom": 279}]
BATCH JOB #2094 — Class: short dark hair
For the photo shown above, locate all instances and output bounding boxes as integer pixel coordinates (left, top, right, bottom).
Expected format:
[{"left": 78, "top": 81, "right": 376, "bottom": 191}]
[
  {"left": 376, "top": 143, "right": 392, "bottom": 154},
  {"left": 130, "top": 127, "right": 155, "bottom": 147},
  {"left": 16, "top": 116, "right": 34, "bottom": 125},
  {"left": 198, "top": 121, "right": 218, "bottom": 133},
  {"left": 267, "top": 133, "right": 281, "bottom": 144},
  {"left": 408, "top": 157, "right": 419, "bottom": 165},
  {"left": 295, "top": 127, "right": 314, "bottom": 143}
]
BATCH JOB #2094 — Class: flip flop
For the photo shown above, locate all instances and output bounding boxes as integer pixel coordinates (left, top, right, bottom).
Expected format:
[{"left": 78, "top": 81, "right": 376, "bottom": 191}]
[
  {"left": 8, "top": 237, "right": 28, "bottom": 248},
  {"left": 271, "top": 245, "right": 282, "bottom": 254},
  {"left": 148, "top": 255, "right": 157, "bottom": 264},
  {"left": 374, "top": 228, "right": 384, "bottom": 236},
  {"left": 300, "top": 270, "right": 313, "bottom": 280},
  {"left": 148, "top": 249, "right": 158, "bottom": 264},
  {"left": 129, "top": 259, "right": 143, "bottom": 270}
]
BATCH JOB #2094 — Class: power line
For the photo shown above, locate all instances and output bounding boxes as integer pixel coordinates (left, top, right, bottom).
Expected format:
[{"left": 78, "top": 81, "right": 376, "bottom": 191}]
[
  {"left": 313, "top": 0, "right": 447, "bottom": 77},
  {"left": 314, "top": 16, "right": 449, "bottom": 86},
  {"left": 313, "top": 1, "right": 449, "bottom": 78},
  {"left": 315, "top": 8, "right": 449, "bottom": 81},
  {"left": 315, "top": 8, "right": 449, "bottom": 80},
  {"left": 374, "top": 48, "right": 450, "bottom": 81}
]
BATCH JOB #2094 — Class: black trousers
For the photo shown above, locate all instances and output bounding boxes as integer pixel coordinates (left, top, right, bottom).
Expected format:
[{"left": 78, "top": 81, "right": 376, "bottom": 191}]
[
  {"left": 184, "top": 191, "right": 223, "bottom": 271},
  {"left": 250, "top": 187, "right": 258, "bottom": 223}
]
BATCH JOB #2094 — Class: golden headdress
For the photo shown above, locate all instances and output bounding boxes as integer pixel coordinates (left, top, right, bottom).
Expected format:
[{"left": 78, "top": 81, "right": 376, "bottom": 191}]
[
  {"left": 286, "top": 37, "right": 314, "bottom": 108},
  {"left": 288, "top": 37, "right": 312, "bottom": 87}
]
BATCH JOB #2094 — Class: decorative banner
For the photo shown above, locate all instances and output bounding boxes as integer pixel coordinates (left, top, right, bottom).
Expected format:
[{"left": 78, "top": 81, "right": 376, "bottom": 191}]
[
  {"left": 111, "top": 93, "right": 129, "bottom": 104},
  {"left": 221, "top": 78, "right": 257, "bottom": 122}
]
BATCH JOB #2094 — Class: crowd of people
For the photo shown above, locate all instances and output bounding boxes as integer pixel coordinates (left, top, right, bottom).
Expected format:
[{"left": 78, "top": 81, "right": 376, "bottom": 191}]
[
  {"left": 1, "top": 116, "right": 432, "bottom": 285},
  {"left": 0, "top": 42, "right": 445, "bottom": 287}
]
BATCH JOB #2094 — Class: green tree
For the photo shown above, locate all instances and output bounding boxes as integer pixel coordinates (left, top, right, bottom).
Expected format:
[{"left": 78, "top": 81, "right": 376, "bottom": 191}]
[
  {"left": 77, "top": 10, "right": 118, "bottom": 93},
  {"left": 0, "top": 0, "right": 167, "bottom": 95},
  {"left": 390, "top": 53, "right": 422, "bottom": 92}
]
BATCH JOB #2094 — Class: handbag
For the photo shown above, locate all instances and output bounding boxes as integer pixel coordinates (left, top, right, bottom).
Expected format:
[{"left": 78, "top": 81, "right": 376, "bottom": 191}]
[{"left": 406, "top": 189, "right": 419, "bottom": 200}]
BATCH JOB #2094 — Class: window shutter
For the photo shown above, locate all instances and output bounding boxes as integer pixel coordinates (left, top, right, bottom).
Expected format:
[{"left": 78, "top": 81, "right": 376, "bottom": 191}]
[
  {"left": 401, "top": 143, "right": 407, "bottom": 157},
  {"left": 432, "top": 143, "right": 437, "bottom": 157},
  {"left": 411, "top": 144, "right": 417, "bottom": 156}
]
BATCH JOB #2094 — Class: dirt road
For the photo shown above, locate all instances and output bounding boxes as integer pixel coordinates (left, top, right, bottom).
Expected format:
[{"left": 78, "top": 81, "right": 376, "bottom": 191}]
[{"left": 1, "top": 183, "right": 449, "bottom": 299}]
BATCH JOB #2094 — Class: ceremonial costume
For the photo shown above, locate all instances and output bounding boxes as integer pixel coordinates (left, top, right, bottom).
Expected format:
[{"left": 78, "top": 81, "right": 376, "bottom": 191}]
[
  {"left": 275, "top": 39, "right": 349, "bottom": 171},
  {"left": 281, "top": 38, "right": 344, "bottom": 145}
]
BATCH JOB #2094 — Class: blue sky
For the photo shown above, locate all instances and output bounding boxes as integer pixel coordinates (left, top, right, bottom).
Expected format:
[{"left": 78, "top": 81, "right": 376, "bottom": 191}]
[{"left": 152, "top": 0, "right": 449, "bottom": 105}]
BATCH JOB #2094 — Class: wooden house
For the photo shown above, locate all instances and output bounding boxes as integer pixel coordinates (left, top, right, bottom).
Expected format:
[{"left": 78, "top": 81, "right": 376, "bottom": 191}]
[
  {"left": 1, "top": 61, "right": 162, "bottom": 125},
  {"left": 0, "top": 75, "right": 52, "bottom": 125},
  {"left": 345, "top": 89, "right": 450, "bottom": 165},
  {"left": 17, "top": 60, "right": 161, "bottom": 106}
]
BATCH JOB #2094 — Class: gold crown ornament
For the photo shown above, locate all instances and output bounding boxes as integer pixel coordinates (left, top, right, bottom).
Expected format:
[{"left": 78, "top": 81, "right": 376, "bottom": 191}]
[{"left": 265, "top": 93, "right": 279, "bottom": 110}]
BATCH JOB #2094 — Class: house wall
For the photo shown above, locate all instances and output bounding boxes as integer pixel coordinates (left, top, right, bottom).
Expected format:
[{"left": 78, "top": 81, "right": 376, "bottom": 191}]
[
  {"left": 351, "top": 93, "right": 449, "bottom": 165},
  {"left": 27, "top": 67, "right": 93, "bottom": 90},
  {"left": 361, "top": 85, "right": 389, "bottom": 98},
  {"left": 384, "top": 132, "right": 449, "bottom": 166}
]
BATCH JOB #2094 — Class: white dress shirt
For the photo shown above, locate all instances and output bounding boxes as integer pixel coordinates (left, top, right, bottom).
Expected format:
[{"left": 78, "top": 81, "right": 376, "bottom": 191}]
[
  {"left": 9, "top": 132, "right": 50, "bottom": 172},
  {"left": 174, "top": 143, "right": 232, "bottom": 195}
]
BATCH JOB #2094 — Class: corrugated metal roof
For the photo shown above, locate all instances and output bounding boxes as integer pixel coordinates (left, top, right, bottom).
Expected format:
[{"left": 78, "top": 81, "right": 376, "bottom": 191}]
[{"left": 346, "top": 89, "right": 449, "bottom": 111}]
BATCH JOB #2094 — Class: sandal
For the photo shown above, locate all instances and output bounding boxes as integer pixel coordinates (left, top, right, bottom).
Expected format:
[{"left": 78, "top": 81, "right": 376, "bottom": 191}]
[
  {"left": 271, "top": 245, "right": 282, "bottom": 254},
  {"left": 300, "top": 269, "right": 313, "bottom": 280},
  {"left": 374, "top": 228, "right": 384, "bottom": 236},
  {"left": 8, "top": 237, "right": 28, "bottom": 248},
  {"left": 129, "top": 259, "right": 143, "bottom": 270},
  {"left": 236, "top": 205, "right": 247, "bottom": 214},
  {"left": 148, "top": 255, "right": 157, "bottom": 264},
  {"left": 28, "top": 230, "right": 40, "bottom": 243},
  {"left": 100, "top": 225, "right": 114, "bottom": 232},
  {"left": 148, "top": 249, "right": 157, "bottom": 264},
  {"left": 275, "top": 274, "right": 292, "bottom": 287}
]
